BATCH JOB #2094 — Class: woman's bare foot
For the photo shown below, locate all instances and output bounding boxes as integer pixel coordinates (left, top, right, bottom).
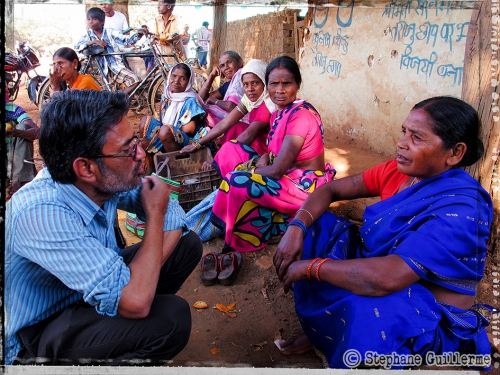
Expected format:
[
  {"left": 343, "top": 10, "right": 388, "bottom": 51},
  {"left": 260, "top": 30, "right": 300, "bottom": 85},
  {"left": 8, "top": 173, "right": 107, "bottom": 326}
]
[{"left": 279, "top": 334, "right": 314, "bottom": 355}]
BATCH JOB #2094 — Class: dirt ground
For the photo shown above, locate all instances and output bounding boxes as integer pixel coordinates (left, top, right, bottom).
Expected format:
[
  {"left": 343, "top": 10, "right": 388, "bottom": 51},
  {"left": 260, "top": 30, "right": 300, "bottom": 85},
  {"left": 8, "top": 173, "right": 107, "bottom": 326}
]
[{"left": 14, "top": 85, "right": 499, "bottom": 370}]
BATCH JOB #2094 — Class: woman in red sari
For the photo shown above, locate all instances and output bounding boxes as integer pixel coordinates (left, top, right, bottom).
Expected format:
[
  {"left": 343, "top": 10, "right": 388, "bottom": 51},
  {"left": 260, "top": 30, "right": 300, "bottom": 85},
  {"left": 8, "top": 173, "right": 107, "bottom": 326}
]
[{"left": 211, "top": 56, "right": 335, "bottom": 253}]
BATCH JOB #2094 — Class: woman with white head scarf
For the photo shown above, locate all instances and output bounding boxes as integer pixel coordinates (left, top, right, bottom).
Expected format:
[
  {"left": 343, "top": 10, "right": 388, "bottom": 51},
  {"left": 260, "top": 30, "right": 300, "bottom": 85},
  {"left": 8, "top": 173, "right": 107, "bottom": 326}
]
[
  {"left": 139, "top": 62, "right": 206, "bottom": 168},
  {"left": 180, "top": 59, "right": 277, "bottom": 159}
]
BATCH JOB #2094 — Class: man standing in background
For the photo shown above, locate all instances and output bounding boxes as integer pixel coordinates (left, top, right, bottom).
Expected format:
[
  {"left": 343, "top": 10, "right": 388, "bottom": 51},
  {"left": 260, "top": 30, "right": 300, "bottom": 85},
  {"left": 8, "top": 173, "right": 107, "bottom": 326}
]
[
  {"left": 154, "top": 0, "right": 184, "bottom": 62},
  {"left": 181, "top": 24, "right": 191, "bottom": 58},
  {"left": 193, "top": 21, "right": 211, "bottom": 69},
  {"left": 99, "top": 0, "right": 129, "bottom": 32}
]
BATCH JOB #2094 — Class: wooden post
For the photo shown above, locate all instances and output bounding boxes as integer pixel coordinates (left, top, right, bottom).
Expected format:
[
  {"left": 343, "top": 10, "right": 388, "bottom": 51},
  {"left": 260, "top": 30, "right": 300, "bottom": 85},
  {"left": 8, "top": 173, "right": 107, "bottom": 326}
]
[
  {"left": 462, "top": 0, "right": 500, "bottom": 264},
  {"left": 210, "top": 0, "right": 227, "bottom": 72},
  {"left": 5, "top": 0, "right": 15, "bottom": 51},
  {"left": 114, "top": 0, "right": 129, "bottom": 26}
]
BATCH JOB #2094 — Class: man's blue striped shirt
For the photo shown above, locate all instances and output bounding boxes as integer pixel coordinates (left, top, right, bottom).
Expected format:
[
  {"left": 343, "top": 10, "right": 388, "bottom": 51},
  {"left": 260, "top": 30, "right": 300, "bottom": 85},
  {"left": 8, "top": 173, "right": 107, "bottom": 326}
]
[{"left": 5, "top": 168, "right": 188, "bottom": 364}]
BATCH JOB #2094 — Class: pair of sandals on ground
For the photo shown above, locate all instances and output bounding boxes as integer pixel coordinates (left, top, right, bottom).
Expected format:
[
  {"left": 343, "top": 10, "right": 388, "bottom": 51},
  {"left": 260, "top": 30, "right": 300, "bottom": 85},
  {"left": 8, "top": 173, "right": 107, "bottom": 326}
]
[{"left": 200, "top": 251, "right": 242, "bottom": 286}]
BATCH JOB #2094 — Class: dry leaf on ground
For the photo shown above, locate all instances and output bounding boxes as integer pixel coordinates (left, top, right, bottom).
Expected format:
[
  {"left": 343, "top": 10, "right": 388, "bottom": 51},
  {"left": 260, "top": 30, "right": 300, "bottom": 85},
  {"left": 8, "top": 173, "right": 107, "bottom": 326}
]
[
  {"left": 210, "top": 347, "right": 220, "bottom": 355},
  {"left": 215, "top": 302, "right": 237, "bottom": 317},
  {"left": 251, "top": 341, "right": 268, "bottom": 351},
  {"left": 215, "top": 302, "right": 236, "bottom": 312}
]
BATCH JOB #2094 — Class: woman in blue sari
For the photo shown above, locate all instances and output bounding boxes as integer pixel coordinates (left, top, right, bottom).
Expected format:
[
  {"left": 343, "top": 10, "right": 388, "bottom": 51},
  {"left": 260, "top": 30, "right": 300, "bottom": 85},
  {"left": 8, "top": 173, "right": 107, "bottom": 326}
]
[
  {"left": 273, "top": 96, "right": 494, "bottom": 369},
  {"left": 139, "top": 63, "right": 205, "bottom": 173}
]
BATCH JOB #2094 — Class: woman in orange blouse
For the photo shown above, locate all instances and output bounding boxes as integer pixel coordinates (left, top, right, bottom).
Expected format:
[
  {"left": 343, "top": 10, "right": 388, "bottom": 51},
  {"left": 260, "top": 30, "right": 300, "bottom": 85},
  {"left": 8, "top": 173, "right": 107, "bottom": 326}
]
[{"left": 49, "top": 47, "right": 101, "bottom": 91}]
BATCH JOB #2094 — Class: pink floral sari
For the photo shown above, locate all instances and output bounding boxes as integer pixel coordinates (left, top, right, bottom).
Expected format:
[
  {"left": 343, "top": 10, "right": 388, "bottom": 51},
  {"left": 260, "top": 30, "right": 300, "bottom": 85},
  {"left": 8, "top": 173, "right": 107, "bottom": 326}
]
[{"left": 211, "top": 100, "right": 335, "bottom": 253}]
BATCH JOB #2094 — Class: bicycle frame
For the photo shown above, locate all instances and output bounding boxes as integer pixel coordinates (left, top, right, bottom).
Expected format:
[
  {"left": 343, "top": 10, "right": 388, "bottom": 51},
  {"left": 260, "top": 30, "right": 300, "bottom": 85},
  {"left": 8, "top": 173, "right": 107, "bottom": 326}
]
[
  {"left": 79, "top": 36, "right": 179, "bottom": 97},
  {"left": 37, "top": 34, "right": 211, "bottom": 115}
]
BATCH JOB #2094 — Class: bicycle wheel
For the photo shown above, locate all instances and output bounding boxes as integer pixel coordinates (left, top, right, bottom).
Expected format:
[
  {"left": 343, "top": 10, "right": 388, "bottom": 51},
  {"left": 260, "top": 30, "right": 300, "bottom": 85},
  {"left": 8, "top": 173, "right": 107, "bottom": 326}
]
[
  {"left": 147, "top": 74, "right": 165, "bottom": 119},
  {"left": 37, "top": 77, "right": 53, "bottom": 112},
  {"left": 37, "top": 78, "right": 69, "bottom": 112}
]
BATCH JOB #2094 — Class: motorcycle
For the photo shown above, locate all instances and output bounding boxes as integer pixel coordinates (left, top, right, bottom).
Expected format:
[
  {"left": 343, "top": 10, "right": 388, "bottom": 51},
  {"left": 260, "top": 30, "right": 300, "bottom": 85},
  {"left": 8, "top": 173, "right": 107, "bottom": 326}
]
[{"left": 5, "top": 42, "right": 46, "bottom": 104}]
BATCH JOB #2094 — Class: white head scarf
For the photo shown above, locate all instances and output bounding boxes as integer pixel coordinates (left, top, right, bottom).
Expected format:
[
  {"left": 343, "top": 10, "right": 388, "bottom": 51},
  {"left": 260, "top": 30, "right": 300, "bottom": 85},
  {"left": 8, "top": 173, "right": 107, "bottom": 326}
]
[
  {"left": 240, "top": 59, "right": 278, "bottom": 113},
  {"left": 161, "top": 63, "right": 204, "bottom": 125}
]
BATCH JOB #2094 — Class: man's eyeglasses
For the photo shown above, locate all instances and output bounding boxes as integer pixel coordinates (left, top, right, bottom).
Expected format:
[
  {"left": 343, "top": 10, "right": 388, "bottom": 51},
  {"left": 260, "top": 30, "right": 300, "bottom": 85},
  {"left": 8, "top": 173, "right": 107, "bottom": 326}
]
[{"left": 90, "top": 136, "right": 141, "bottom": 159}]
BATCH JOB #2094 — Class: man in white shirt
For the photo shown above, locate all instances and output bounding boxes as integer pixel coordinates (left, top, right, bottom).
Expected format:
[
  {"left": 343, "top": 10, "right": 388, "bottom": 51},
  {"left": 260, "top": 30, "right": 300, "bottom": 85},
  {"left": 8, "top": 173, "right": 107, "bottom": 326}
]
[
  {"left": 193, "top": 21, "right": 211, "bottom": 69},
  {"left": 99, "top": 0, "right": 128, "bottom": 32}
]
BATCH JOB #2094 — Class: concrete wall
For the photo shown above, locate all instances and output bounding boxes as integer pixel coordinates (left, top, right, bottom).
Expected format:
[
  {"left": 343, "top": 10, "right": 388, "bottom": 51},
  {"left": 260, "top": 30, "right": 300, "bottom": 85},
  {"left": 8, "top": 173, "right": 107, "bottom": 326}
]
[
  {"left": 225, "top": 9, "right": 300, "bottom": 63},
  {"left": 298, "top": 0, "right": 475, "bottom": 156}
]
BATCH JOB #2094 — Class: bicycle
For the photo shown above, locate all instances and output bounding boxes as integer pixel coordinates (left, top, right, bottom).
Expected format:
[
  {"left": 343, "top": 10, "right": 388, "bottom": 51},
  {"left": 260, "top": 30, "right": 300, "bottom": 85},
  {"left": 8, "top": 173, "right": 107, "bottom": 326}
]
[{"left": 37, "top": 32, "right": 215, "bottom": 118}]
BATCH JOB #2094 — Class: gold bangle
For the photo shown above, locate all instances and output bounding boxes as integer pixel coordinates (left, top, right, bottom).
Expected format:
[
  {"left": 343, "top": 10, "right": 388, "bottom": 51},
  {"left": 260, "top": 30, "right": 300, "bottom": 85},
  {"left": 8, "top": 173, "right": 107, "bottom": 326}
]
[{"left": 192, "top": 140, "right": 204, "bottom": 149}]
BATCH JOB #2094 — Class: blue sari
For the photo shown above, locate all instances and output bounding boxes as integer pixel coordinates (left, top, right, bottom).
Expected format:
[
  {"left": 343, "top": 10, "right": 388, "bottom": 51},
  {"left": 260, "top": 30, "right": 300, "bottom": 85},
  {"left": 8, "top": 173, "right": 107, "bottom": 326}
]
[{"left": 294, "top": 168, "right": 494, "bottom": 369}]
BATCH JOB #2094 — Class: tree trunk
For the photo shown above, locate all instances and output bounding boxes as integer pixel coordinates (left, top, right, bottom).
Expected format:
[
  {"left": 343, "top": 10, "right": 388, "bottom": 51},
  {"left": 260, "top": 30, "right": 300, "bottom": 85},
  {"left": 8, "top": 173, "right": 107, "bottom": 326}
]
[
  {"left": 462, "top": 0, "right": 500, "bottom": 264},
  {"left": 5, "top": 0, "right": 15, "bottom": 51},
  {"left": 114, "top": 0, "right": 130, "bottom": 26},
  {"left": 210, "top": 0, "right": 227, "bottom": 71}
]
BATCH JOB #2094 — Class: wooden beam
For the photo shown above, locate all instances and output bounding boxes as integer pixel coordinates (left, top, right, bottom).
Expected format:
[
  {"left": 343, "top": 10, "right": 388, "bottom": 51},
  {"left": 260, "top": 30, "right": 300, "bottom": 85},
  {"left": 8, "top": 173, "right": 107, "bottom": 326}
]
[
  {"left": 462, "top": 0, "right": 500, "bottom": 264},
  {"left": 210, "top": 0, "right": 227, "bottom": 71}
]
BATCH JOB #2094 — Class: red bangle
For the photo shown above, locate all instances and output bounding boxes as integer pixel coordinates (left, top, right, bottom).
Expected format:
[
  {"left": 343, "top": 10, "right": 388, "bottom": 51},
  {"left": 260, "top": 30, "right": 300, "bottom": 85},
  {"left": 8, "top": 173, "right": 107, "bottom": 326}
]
[
  {"left": 306, "top": 258, "right": 321, "bottom": 281},
  {"left": 315, "top": 258, "right": 332, "bottom": 282}
]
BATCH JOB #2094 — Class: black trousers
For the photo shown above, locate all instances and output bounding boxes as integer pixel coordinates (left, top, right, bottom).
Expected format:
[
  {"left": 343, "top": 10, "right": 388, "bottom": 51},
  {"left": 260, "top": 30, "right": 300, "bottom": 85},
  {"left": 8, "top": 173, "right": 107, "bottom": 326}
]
[{"left": 15, "top": 230, "right": 202, "bottom": 366}]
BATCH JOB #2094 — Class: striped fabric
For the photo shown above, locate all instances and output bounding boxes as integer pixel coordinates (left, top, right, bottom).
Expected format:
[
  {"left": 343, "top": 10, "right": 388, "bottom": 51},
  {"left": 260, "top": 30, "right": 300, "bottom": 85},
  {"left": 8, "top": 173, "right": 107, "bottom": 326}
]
[
  {"left": 74, "top": 28, "right": 142, "bottom": 77},
  {"left": 4, "top": 168, "right": 188, "bottom": 364},
  {"left": 194, "top": 26, "right": 211, "bottom": 52}
]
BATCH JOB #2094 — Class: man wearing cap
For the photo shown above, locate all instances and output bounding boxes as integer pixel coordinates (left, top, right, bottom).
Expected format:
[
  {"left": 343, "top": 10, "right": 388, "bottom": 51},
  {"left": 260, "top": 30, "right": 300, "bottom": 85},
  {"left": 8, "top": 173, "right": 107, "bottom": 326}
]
[
  {"left": 99, "top": 0, "right": 129, "bottom": 32},
  {"left": 153, "top": 0, "right": 185, "bottom": 62},
  {"left": 193, "top": 21, "right": 211, "bottom": 69}
]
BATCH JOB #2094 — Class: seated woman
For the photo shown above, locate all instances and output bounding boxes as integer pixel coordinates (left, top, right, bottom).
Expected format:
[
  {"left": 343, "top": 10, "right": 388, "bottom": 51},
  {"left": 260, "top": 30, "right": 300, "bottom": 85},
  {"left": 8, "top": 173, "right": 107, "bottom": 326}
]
[
  {"left": 139, "top": 62, "right": 205, "bottom": 171},
  {"left": 273, "top": 96, "right": 494, "bottom": 369},
  {"left": 49, "top": 47, "right": 101, "bottom": 91},
  {"left": 179, "top": 59, "right": 277, "bottom": 158},
  {"left": 196, "top": 51, "right": 249, "bottom": 146},
  {"left": 211, "top": 56, "right": 335, "bottom": 254}
]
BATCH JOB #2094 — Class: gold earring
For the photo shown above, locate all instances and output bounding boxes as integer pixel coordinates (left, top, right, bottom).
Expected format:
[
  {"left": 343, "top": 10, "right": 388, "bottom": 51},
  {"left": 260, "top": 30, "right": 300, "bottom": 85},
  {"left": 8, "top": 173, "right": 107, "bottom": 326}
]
[{"left": 74, "top": 66, "right": 78, "bottom": 70}]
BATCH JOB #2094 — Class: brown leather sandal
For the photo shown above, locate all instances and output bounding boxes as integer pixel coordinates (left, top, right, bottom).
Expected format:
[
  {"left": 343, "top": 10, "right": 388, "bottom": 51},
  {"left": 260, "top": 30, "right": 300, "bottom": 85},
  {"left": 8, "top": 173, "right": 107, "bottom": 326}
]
[
  {"left": 218, "top": 252, "right": 242, "bottom": 286},
  {"left": 200, "top": 252, "right": 219, "bottom": 286}
]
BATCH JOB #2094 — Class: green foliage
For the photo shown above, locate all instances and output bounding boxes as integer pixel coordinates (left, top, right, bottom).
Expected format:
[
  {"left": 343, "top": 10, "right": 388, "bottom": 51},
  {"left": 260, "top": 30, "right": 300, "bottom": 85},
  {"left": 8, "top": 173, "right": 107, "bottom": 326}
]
[{"left": 128, "top": 5, "right": 158, "bottom": 29}]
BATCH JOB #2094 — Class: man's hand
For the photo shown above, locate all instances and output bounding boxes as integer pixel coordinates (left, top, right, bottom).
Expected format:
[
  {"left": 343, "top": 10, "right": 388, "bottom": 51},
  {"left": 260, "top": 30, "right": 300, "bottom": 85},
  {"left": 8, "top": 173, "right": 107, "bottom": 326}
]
[{"left": 140, "top": 175, "right": 170, "bottom": 220}]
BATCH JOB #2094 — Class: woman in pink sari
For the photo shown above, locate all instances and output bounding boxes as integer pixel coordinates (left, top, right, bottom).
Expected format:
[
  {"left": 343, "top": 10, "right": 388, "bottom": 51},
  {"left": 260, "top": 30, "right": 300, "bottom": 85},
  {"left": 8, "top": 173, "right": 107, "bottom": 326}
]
[
  {"left": 196, "top": 51, "right": 250, "bottom": 146},
  {"left": 211, "top": 56, "right": 335, "bottom": 253}
]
